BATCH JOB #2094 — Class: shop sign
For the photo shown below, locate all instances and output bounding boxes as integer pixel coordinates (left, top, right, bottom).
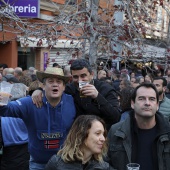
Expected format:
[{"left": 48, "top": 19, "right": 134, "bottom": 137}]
[
  {"left": 0, "top": 0, "right": 40, "bottom": 18},
  {"left": 44, "top": 52, "right": 48, "bottom": 71}
]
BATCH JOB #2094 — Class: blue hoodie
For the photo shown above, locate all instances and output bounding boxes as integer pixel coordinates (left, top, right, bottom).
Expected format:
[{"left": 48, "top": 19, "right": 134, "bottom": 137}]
[{"left": 0, "top": 93, "right": 76, "bottom": 164}]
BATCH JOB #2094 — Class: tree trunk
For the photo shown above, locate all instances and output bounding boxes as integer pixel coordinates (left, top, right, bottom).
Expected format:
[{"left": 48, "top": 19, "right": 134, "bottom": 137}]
[{"left": 88, "top": 0, "right": 99, "bottom": 77}]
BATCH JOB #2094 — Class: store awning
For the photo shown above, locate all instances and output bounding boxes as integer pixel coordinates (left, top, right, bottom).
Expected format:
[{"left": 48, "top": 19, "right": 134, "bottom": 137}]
[{"left": 18, "top": 36, "right": 81, "bottom": 48}]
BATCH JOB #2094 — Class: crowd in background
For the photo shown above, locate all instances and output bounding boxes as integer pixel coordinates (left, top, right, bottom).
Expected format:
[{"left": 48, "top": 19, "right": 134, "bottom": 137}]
[
  {"left": 97, "top": 64, "right": 170, "bottom": 99},
  {"left": 1, "top": 62, "right": 170, "bottom": 103},
  {"left": 0, "top": 60, "right": 170, "bottom": 170}
]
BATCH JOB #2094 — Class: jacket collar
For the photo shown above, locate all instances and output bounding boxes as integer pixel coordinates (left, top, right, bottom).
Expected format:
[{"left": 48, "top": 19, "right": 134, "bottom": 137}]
[
  {"left": 115, "top": 110, "right": 170, "bottom": 139},
  {"left": 114, "top": 116, "right": 131, "bottom": 139}
]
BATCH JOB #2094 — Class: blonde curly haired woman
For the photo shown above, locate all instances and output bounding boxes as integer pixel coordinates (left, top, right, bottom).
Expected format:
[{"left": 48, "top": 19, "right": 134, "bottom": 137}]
[{"left": 45, "top": 115, "right": 114, "bottom": 170}]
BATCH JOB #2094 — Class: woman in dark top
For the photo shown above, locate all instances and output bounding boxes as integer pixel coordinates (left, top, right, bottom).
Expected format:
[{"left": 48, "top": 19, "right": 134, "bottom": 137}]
[{"left": 45, "top": 115, "right": 114, "bottom": 170}]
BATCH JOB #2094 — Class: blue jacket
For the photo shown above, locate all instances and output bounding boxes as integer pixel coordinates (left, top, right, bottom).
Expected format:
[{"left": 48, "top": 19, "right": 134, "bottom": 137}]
[
  {"left": 1, "top": 117, "right": 28, "bottom": 147},
  {"left": 0, "top": 93, "right": 76, "bottom": 164}
]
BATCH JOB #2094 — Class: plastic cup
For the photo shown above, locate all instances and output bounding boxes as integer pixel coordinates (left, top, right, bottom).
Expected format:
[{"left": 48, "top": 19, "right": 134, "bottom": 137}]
[
  {"left": 0, "top": 92, "right": 11, "bottom": 105},
  {"left": 126, "top": 163, "right": 140, "bottom": 170},
  {"left": 0, "top": 81, "right": 13, "bottom": 105},
  {"left": 79, "top": 81, "right": 89, "bottom": 98}
]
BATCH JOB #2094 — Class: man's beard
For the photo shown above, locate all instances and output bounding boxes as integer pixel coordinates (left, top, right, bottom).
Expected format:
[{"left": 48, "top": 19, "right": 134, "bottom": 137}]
[
  {"left": 74, "top": 81, "right": 79, "bottom": 89},
  {"left": 158, "top": 90, "right": 163, "bottom": 96}
]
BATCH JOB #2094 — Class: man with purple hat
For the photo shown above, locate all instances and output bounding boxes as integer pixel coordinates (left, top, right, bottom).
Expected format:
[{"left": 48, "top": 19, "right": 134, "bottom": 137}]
[{"left": 0, "top": 67, "right": 76, "bottom": 170}]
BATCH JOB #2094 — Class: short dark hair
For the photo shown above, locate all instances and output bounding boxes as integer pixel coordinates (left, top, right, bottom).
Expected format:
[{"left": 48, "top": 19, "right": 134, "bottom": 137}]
[
  {"left": 70, "top": 59, "right": 92, "bottom": 73},
  {"left": 0, "top": 63, "right": 8, "bottom": 69},
  {"left": 53, "top": 63, "right": 60, "bottom": 67},
  {"left": 120, "top": 87, "right": 134, "bottom": 112},
  {"left": 131, "top": 82, "right": 159, "bottom": 103},
  {"left": 153, "top": 77, "right": 167, "bottom": 87}
]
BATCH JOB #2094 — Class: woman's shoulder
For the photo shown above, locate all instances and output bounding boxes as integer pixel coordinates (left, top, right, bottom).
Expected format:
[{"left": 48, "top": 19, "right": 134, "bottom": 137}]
[
  {"left": 50, "top": 154, "right": 61, "bottom": 162},
  {"left": 45, "top": 155, "right": 84, "bottom": 170},
  {"left": 89, "top": 160, "right": 115, "bottom": 170},
  {"left": 45, "top": 155, "right": 62, "bottom": 170}
]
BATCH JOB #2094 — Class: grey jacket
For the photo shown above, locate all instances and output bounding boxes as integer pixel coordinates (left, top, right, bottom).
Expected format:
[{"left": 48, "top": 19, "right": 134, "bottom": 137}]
[
  {"left": 106, "top": 111, "right": 170, "bottom": 170},
  {"left": 45, "top": 155, "right": 115, "bottom": 170}
]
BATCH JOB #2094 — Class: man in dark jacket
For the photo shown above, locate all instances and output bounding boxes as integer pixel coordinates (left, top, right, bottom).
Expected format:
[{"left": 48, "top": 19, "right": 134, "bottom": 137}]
[
  {"left": 106, "top": 82, "right": 170, "bottom": 170},
  {"left": 66, "top": 59, "right": 120, "bottom": 130},
  {"left": 32, "top": 59, "right": 120, "bottom": 130}
]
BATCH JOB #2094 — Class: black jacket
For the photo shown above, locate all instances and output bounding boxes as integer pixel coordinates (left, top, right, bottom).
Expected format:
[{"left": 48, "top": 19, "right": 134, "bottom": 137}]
[
  {"left": 45, "top": 155, "right": 115, "bottom": 170},
  {"left": 65, "top": 80, "right": 120, "bottom": 130},
  {"left": 106, "top": 111, "right": 170, "bottom": 170},
  {"left": 112, "top": 79, "right": 121, "bottom": 92}
]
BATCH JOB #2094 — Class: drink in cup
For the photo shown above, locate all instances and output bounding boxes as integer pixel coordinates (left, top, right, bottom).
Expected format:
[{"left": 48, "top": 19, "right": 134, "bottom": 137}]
[
  {"left": 0, "top": 92, "right": 11, "bottom": 105},
  {"left": 79, "top": 81, "right": 89, "bottom": 98},
  {"left": 0, "top": 81, "right": 13, "bottom": 105}
]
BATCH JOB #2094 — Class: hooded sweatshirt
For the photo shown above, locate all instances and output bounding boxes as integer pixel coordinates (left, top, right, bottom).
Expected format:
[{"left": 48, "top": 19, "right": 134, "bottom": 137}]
[{"left": 0, "top": 93, "right": 76, "bottom": 164}]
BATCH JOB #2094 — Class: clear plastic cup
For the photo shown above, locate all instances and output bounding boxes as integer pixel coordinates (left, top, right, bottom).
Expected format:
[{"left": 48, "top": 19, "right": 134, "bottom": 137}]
[
  {"left": 126, "top": 163, "right": 140, "bottom": 170},
  {"left": 0, "top": 92, "right": 11, "bottom": 105},
  {"left": 0, "top": 81, "right": 13, "bottom": 105},
  {"left": 79, "top": 81, "right": 89, "bottom": 98}
]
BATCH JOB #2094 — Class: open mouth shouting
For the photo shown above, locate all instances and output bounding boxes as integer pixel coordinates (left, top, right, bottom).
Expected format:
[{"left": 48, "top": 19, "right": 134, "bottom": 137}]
[{"left": 52, "top": 89, "right": 59, "bottom": 94}]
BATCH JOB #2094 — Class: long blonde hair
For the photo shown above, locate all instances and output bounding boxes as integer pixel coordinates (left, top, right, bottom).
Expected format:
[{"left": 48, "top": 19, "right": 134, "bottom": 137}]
[{"left": 58, "top": 115, "right": 108, "bottom": 163}]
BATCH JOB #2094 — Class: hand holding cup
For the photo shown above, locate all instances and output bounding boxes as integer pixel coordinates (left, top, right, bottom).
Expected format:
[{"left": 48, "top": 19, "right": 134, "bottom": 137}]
[
  {"left": 79, "top": 81, "right": 89, "bottom": 98},
  {"left": 79, "top": 81, "right": 98, "bottom": 99}
]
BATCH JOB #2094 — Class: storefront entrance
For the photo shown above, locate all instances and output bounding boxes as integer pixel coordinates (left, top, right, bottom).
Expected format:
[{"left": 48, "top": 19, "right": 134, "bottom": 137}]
[{"left": 18, "top": 47, "right": 35, "bottom": 70}]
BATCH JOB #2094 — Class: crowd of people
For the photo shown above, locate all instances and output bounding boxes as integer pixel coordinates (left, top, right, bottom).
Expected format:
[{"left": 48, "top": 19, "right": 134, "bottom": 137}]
[{"left": 0, "top": 60, "right": 170, "bottom": 170}]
